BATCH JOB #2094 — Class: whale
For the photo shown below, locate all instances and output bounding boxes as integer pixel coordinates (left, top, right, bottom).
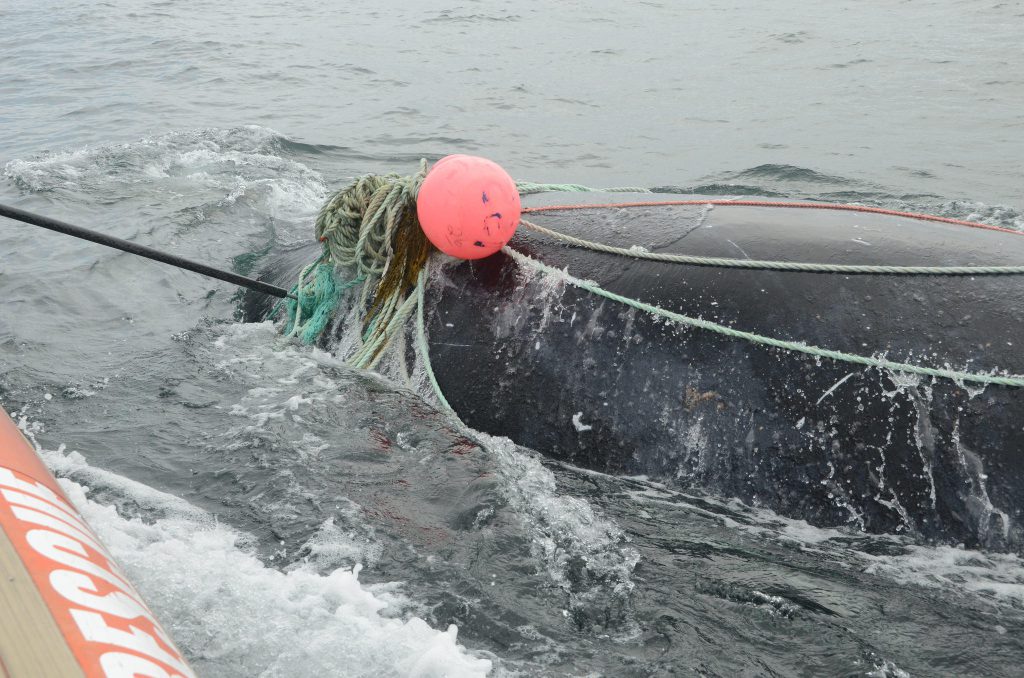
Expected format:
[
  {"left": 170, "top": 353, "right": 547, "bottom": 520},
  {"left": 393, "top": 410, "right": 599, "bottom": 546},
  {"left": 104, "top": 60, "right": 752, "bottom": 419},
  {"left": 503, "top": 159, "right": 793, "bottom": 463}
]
[{"left": 245, "top": 192, "right": 1024, "bottom": 552}]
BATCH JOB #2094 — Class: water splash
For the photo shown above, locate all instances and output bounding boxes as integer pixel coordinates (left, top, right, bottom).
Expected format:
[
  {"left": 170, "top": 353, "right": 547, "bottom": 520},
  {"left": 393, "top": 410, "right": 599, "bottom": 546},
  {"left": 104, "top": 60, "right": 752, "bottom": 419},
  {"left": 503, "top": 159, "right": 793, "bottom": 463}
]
[{"left": 15, "top": 409, "right": 493, "bottom": 678}]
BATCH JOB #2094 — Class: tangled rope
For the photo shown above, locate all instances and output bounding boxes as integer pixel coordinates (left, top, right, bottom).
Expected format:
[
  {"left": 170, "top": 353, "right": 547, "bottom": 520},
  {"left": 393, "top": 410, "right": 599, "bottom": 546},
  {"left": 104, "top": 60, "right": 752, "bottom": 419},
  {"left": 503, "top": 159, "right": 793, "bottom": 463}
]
[
  {"left": 277, "top": 167, "right": 1024, "bottom": 392},
  {"left": 276, "top": 162, "right": 433, "bottom": 372}
]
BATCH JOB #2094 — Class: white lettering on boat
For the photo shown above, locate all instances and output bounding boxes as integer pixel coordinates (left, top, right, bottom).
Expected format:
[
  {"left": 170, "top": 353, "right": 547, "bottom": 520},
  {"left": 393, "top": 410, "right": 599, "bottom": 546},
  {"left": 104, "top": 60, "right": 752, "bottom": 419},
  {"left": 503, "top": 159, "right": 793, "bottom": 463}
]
[{"left": 0, "top": 465, "right": 195, "bottom": 678}]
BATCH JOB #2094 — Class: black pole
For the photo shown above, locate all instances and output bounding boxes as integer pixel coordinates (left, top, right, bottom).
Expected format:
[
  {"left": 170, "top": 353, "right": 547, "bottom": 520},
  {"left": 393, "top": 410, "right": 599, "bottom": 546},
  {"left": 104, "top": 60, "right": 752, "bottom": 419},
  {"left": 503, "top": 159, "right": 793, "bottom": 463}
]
[{"left": 0, "top": 203, "right": 296, "bottom": 300}]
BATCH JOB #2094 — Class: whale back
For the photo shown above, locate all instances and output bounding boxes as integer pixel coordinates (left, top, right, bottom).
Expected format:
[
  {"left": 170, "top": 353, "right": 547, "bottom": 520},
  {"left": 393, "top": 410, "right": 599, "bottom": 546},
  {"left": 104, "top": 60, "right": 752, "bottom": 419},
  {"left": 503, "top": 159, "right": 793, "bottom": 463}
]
[{"left": 427, "top": 193, "right": 1024, "bottom": 550}]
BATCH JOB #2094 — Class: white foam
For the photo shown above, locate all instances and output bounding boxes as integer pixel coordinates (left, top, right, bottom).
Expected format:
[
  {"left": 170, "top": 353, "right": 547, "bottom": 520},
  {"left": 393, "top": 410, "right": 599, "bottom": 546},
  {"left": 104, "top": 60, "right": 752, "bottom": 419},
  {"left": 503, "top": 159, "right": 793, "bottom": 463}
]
[
  {"left": 289, "top": 506, "right": 384, "bottom": 574},
  {"left": 3, "top": 126, "right": 327, "bottom": 219},
  {"left": 865, "top": 658, "right": 911, "bottom": 678},
  {"left": 234, "top": 310, "right": 641, "bottom": 633},
  {"left": 862, "top": 544, "right": 1024, "bottom": 606},
  {"left": 624, "top": 474, "right": 1024, "bottom": 608},
  {"left": 54, "top": 463, "right": 492, "bottom": 678},
  {"left": 478, "top": 434, "right": 639, "bottom": 631},
  {"left": 16, "top": 416, "right": 206, "bottom": 523},
  {"left": 936, "top": 200, "right": 1024, "bottom": 232},
  {"left": 731, "top": 491, "right": 1024, "bottom": 605},
  {"left": 13, "top": 403, "right": 492, "bottom": 677}
]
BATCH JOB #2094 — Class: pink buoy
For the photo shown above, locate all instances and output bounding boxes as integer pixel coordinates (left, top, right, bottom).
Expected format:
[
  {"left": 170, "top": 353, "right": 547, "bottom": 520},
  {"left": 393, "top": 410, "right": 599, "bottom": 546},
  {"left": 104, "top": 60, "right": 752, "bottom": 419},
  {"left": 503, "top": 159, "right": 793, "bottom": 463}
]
[{"left": 416, "top": 154, "right": 521, "bottom": 259}]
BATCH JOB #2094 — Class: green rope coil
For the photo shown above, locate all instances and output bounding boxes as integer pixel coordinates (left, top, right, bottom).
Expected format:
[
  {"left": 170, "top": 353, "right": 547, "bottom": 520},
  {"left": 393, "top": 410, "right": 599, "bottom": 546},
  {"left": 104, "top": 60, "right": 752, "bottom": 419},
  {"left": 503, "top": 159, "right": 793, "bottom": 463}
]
[
  {"left": 316, "top": 163, "right": 426, "bottom": 276},
  {"left": 516, "top": 182, "right": 652, "bottom": 196}
]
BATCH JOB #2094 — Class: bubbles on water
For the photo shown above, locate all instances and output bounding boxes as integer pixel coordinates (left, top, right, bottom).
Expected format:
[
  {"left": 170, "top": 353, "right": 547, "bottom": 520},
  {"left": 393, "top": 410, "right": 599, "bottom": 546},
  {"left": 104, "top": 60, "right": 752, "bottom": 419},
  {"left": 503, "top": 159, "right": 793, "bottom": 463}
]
[
  {"left": 862, "top": 544, "right": 1024, "bottom": 608},
  {"left": 14, "top": 405, "right": 493, "bottom": 677},
  {"left": 630, "top": 473, "right": 1024, "bottom": 611},
  {"left": 209, "top": 319, "right": 644, "bottom": 636},
  {"left": 292, "top": 510, "right": 384, "bottom": 573},
  {"left": 478, "top": 434, "right": 640, "bottom": 634},
  {"left": 864, "top": 656, "right": 911, "bottom": 678},
  {"left": 937, "top": 200, "right": 1024, "bottom": 232}
]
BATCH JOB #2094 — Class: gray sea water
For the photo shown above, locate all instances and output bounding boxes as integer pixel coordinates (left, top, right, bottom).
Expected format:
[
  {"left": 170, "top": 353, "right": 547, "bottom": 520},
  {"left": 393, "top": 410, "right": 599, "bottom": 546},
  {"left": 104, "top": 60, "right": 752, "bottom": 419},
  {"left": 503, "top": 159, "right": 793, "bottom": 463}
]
[{"left": 2, "top": 1, "right": 1023, "bottom": 676}]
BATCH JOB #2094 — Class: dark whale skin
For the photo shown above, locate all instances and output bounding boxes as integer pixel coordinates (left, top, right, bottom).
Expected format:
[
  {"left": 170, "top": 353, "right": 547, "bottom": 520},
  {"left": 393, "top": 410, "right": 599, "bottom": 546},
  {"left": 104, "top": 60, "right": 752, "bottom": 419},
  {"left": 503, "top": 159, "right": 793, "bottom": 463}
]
[{"left": 246, "top": 193, "right": 1024, "bottom": 551}]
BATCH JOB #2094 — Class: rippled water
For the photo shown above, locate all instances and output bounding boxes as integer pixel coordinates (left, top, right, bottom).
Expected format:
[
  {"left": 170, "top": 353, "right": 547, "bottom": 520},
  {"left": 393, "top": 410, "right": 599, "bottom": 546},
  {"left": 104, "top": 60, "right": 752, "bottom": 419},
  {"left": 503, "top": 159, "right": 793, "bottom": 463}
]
[{"left": 2, "top": 1, "right": 1023, "bottom": 676}]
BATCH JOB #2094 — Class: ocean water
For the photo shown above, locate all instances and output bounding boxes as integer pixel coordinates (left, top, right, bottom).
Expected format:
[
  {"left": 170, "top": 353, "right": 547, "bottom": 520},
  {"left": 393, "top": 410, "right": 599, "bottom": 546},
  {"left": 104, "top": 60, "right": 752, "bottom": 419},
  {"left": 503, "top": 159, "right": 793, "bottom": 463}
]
[{"left": 1, "top": 1, "right": 1023, "bottom": 676}]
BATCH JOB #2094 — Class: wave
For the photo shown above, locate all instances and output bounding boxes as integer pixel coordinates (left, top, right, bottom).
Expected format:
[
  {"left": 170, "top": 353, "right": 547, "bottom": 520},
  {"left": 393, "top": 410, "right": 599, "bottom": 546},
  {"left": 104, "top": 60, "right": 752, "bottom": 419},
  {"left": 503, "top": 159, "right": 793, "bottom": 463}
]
[
  {"left": 624, "top": 475, "right": 1024, "bottom": 609},
  {"left": 3, "top": 126, "right": 328, "bottom": 223},
  {"left": 654, "top": 165, "right": 1024, "bottom": 232},
  {"left": 731, "top": 163, "right": 851, "bottom": 184}
]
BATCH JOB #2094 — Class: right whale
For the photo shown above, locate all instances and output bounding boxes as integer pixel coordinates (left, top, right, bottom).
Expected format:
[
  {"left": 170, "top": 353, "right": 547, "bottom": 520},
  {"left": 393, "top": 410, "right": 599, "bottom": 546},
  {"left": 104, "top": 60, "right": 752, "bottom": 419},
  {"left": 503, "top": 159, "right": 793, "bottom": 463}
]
[{"left": 248, "top": 191, "right": 1024, "bottom": 551}]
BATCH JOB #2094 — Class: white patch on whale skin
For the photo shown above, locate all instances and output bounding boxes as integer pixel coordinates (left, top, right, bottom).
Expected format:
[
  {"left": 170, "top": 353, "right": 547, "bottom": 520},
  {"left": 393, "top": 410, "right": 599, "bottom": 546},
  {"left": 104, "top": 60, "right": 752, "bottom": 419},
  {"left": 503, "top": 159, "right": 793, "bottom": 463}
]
[
  {"left": 815, "top": 371, "right": 856, "bottom": 405},
  {"left": 572, "top": 412, "right": 593, "bottom": 432}
]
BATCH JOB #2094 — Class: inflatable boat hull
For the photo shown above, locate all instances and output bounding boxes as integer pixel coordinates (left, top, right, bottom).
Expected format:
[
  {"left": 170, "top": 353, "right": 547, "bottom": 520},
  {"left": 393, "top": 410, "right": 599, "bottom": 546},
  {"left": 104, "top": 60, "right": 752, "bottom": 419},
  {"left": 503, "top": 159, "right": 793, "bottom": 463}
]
[{"left": 0, "top": 408, "right": 194, "bottom": 677}]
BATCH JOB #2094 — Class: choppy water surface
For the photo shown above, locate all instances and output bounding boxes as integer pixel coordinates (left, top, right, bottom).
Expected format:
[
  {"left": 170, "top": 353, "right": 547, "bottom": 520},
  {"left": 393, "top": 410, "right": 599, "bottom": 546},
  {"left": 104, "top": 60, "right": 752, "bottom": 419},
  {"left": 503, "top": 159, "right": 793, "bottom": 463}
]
[{"left": 2, "top": 1, "right": 1023, "bottom": 676}]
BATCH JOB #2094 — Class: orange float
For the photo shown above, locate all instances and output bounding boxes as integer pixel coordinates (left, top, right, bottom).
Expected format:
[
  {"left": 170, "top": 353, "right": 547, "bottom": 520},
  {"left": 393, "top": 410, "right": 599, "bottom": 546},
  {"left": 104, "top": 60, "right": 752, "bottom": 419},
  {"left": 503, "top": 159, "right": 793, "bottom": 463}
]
[
  {"left": 0, "top": 407, "right": 195, "bottom": 678},
  {"left": 416, "top": 154, "right": 521, "bottom": 259}
]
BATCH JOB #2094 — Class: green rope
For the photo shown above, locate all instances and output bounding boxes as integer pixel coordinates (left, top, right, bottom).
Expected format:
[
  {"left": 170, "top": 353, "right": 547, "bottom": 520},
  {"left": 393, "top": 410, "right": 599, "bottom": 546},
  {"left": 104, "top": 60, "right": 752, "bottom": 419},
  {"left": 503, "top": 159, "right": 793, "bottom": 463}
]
[
  {"left": 275, "top": 251, "right": 366, "bottom": 345},
  {"left": 316, "top": 162, "right": 427, "bottom": 275},
  {"left": 520, "top": 218, "right": 1024, "bottom": 275},
  {"left": 414, "top": 260, "right": 459, "bottom": 417},
  {"left": 516, "top": 182, "right": 651, "bottom": 196},
  {"left": 280, "top": 176, "right": 658, "bottom": 351},
  {"left": 502, "top": 246, "right": 1024, "bottom": 388},
  {"left": 349, "top": 292, "right": 418, "bottom": 370}
]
